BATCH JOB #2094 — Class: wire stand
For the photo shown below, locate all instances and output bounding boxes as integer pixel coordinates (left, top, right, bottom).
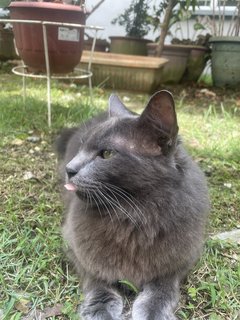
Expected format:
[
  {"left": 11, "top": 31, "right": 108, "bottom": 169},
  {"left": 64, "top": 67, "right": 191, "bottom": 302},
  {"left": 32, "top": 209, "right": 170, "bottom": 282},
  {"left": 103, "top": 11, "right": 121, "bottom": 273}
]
[{"left": 0, "top": 19, "right": 103, "bottom": 127}]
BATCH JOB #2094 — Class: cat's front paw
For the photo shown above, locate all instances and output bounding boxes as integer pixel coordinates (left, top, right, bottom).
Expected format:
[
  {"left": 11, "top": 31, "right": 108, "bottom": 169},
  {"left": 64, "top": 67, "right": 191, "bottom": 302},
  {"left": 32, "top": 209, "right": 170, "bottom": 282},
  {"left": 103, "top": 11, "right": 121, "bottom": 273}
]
[
  {"left": 81, "top": 309, "right": 121, "bottom": 320},
  {"left": 132, "top": 292, "right": 177, "bottom": 320},
  {"left": 132, "top": 305, "right": 177, "bottom": 320},
  {"left": 80, "top": 288, "right": 123, "bottom": 320}
]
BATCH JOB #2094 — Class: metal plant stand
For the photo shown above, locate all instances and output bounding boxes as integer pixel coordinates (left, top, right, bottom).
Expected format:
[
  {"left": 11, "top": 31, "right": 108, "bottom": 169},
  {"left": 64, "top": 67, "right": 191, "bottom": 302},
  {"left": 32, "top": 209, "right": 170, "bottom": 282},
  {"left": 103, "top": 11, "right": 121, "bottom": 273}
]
[{"left": 0, "top": 19, "right": 103, "bottom": 127}]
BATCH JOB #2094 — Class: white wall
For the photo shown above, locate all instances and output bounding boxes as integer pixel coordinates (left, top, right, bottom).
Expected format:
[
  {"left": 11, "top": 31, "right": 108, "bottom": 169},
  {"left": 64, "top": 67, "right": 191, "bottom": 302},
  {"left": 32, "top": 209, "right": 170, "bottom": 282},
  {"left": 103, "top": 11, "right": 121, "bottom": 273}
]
[
  {"left": 85, "top": 0, "right": 133, "bottom": 40},
  {"left": 85, "top": 1, "right": 234, "bottom": 42},
  {"left": 84, "top": 1, "right": 208, "bottom": 43}
]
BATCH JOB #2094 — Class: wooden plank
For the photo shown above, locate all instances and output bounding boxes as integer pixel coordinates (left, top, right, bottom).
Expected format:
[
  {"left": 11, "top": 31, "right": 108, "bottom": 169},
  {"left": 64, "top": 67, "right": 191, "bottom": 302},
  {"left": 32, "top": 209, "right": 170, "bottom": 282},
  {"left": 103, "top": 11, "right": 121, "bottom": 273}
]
[{"left": 81, "top": 51, "right": 168, "bottom": 69}]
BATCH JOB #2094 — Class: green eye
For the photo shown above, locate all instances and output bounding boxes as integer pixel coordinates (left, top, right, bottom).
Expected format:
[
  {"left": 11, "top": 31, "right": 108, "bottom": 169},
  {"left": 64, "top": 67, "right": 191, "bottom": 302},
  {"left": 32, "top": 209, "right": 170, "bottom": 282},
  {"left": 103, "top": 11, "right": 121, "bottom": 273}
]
[{"left": 101, "top": 150, "right": 115, "bottom": 159}]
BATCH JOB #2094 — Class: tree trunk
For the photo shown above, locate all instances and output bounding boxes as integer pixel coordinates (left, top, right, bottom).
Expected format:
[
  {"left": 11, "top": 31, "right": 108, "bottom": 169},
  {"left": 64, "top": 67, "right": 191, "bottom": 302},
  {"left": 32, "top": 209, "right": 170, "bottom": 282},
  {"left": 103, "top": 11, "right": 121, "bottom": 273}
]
[
  {"left": 86, "top": 0, "right": 106, "bottom": 17},
  {"left": 156, "top": 0, "right": 177, "bottom": 56}
]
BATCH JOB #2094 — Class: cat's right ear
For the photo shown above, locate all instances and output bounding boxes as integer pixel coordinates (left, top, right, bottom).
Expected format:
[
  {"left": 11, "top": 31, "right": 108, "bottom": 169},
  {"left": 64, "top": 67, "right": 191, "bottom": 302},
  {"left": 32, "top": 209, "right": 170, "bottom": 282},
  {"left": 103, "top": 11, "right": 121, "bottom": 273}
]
[
  {"left": 139, "top": 90, "right": 178, "bottom": 139},
  {"left": 108, "top": 94, "right": 132, "bottom": 118}
]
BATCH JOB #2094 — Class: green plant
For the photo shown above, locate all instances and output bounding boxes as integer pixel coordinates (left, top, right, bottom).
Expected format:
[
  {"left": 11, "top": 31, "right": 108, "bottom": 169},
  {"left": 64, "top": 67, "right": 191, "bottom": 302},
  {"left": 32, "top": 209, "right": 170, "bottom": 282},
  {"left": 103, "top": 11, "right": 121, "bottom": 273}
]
[
  {"left": 150, "top": 0, "right": 198, "bottom": 55},
  {"left": 0, "top": 0, "right": 11, "bottom": 28},
  {"left": 111, "top": 0, "right": 151, "bottom": 38},
  {"left": 171, "top": 10, "right": 211, "bottom": 46}
]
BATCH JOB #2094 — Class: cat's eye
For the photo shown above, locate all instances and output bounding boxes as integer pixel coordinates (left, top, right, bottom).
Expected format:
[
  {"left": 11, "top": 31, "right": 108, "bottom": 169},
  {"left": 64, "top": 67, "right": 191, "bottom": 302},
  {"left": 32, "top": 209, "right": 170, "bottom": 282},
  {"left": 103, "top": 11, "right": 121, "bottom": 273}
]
[{"left": 101, "top": 150, "right": 115, "bottom": 159}]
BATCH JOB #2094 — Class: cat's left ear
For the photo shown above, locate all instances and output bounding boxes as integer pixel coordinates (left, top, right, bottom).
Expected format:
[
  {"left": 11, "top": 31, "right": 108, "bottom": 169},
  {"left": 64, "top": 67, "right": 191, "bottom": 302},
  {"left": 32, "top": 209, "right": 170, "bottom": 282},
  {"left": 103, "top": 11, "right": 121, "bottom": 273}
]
[
  {"left": 108, "top": 94, "right": 133, "bottom": 118},
  {"left": 139, "top": 90, "right": 178, "bottom": 139}
]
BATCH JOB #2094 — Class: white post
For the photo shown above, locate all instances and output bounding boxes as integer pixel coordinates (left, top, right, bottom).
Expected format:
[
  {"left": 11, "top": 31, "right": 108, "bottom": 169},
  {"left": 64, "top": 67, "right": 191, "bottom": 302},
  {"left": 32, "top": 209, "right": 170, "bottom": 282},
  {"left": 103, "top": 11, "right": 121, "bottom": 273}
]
[{"left": 42, "top": 23, "right": 52, "bottom": 128}]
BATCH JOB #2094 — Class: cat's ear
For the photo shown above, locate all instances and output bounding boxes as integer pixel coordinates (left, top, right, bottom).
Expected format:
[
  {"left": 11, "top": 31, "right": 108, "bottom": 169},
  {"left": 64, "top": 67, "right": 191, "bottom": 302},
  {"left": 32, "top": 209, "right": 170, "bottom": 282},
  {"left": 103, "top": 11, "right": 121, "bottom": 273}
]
[
  {"left": 139, "top": 90, "right": 178, "bottom": 139},
  {"left": 108, "top": 94, "right": 132, "bottom": 118}
]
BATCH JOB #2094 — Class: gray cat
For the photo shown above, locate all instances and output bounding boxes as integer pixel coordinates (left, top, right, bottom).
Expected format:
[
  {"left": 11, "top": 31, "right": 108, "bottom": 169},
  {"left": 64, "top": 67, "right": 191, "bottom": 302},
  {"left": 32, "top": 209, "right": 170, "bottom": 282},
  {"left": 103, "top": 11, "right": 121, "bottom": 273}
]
[{"left": 57, "top": 90, "right": 209, "bottom": 320}]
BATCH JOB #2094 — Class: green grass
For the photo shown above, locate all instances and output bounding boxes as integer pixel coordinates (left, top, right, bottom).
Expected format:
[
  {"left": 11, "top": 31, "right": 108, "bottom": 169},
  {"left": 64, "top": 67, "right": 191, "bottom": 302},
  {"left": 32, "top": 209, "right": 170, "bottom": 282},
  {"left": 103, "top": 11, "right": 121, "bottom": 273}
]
[{"left": 0, "top": 67, "right": 239, "bottom": 319}]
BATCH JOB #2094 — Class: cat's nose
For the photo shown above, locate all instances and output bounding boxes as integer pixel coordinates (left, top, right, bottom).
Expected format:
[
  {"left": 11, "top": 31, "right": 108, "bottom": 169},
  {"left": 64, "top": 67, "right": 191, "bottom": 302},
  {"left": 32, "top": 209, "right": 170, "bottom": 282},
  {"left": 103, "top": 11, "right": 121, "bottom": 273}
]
[{"left": 66, "top": 158, "right": 80, "bottom": 179}]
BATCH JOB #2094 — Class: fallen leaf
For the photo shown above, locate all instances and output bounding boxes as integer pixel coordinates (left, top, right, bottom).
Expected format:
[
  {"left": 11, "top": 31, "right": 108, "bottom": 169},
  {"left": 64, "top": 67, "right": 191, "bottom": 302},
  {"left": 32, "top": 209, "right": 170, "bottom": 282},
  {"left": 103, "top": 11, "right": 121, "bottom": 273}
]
[
  {"left": 15, "top": 298, "right": 31, "bottom": 314},
  {"left": 27, "top": 136, "right": 41, "bottom": 143},
  {"left": 22, "top": 304, "right": 64, "bottom": 320},
  {"left": 34, "top": 146, "right": 41, "bottom": 152},
  {"left": 197, "top": 89, "right": 217, "bottom": 99},
  {"left": 236, "top": 99, "right": 240, "bottom": 107},
  {"left": 23, "top": 171, "right": 36, "bottom": 181},
  {"left": 11, "top": 138, "right": 24, "bottom": 146},
  {"left": 43, "top": 304, "right": 63, "bottom": 318}
]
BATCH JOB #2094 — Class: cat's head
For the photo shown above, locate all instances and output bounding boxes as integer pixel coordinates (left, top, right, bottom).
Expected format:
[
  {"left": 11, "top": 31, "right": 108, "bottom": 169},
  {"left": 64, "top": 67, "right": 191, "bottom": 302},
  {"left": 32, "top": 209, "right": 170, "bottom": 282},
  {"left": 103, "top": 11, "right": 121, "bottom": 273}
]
[{"left": 65, "top": 90, "right": 180, "bottom": 204}]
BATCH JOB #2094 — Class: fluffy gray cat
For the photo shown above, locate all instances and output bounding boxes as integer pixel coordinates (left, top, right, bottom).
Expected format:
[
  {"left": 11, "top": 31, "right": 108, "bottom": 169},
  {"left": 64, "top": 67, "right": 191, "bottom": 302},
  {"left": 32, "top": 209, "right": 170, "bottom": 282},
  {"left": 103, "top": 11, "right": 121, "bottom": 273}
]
[{"left": 57, "top": 90, "right": 209, "bottom": 320}]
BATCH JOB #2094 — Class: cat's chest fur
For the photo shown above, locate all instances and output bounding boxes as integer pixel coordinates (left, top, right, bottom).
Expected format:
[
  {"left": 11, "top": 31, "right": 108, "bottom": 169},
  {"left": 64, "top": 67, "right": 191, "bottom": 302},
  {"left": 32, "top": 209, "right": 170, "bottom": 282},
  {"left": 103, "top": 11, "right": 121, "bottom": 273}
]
[
  {"left": 62, "top": 201, "right": 199, "bottom": 287},
  {"left": 63, "top": 210, "right": 152, "bottom": 286}
]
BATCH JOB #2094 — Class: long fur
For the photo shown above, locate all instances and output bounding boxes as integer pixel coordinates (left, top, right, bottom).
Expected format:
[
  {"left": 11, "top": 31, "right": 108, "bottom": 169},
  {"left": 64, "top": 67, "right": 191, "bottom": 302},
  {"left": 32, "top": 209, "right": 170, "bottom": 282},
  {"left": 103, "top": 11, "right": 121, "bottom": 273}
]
[{"left": 57, "top": 91, "right": 209, "bottom": 320}]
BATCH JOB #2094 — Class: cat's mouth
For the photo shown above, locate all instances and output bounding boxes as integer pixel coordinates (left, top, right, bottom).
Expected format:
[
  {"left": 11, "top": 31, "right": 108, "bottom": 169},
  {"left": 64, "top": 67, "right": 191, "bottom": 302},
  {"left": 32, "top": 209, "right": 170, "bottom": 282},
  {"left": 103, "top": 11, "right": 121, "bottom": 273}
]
[
  {"left": 64, "top": 178, "right": 104, "bottom": 201},
  {"left": 64, "top": 182, "right": 93, "bottom": 202},
  {"left": 64, "top": 181, "right": 108, "bottom": 206}
]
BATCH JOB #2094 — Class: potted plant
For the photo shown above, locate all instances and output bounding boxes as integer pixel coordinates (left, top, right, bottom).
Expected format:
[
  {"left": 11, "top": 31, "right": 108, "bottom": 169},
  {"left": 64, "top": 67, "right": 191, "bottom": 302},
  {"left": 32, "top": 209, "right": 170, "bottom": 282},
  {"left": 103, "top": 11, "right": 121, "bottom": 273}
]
[
  {"left": 8, "top": 0, "right": 86, "bottom": 74},
  {"left": 170, "top": 13, "right": 211, "bottom": 82},
  {"left": 0, "top": 1, "right": 17, "bottom": 61},
  {"left": 147, "top": 0, "right": 200, "bottom": 84},
  {"left": 110, "top": 0, "right": 152, "bottom": 56},
  {"left": 208, "top": 1, "right": 240, "bottom": 87}
]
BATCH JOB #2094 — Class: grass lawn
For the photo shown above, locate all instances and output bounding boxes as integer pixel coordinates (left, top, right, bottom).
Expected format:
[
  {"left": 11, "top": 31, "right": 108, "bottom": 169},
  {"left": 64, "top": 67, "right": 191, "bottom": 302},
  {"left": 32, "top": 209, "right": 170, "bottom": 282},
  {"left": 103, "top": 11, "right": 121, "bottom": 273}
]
[{"left": 0, "top": 64, "right": 239, "bottom": 320}]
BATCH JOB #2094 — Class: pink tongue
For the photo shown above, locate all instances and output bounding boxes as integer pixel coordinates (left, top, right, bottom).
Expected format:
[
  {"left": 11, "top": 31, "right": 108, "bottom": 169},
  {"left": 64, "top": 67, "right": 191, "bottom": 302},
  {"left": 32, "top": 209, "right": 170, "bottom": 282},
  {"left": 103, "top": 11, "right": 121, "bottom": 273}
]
[{"left": 64, "top": 183, "right": 77, "bottom": 191}]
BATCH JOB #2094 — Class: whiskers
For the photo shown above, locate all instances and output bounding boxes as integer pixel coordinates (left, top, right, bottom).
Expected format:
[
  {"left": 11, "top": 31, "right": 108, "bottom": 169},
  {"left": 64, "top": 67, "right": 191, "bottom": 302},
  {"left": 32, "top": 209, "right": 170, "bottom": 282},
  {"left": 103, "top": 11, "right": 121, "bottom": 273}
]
[
  {"left": 77, "top": 180, "right": 147, "bottom": 230},
  {"left": 103, "top": 182, "right": 147, "bottom": 227}
]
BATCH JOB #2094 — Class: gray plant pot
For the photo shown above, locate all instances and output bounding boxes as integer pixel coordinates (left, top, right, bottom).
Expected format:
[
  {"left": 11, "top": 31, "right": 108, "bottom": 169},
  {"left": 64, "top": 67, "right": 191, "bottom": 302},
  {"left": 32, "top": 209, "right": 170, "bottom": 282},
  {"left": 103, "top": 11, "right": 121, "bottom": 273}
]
[{"left": 210, "top": 36, "right": 240, "bottom": 87}]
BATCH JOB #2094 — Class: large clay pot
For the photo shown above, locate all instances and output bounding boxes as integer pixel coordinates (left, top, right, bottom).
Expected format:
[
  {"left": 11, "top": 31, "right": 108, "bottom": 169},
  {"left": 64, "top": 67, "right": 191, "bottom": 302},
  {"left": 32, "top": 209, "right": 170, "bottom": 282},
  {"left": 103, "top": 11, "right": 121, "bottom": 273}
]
[
  {"left": 182, "top": 45, "right": 209, "bottom": 82},
  {"left": 9, "top": 1, "right": 86, "bottom": 74},
  {"left": 147, "top": 43, "right": 190, "bottom": 84}
]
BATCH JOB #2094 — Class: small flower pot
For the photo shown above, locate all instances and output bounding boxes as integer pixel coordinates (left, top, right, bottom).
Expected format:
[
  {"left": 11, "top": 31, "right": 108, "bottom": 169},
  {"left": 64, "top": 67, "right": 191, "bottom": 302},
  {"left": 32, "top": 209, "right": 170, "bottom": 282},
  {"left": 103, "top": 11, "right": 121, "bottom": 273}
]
[
  {"left": 9, "top": 1, "right": 86, "bottom": 74},
  {"left": 110, "top": 36, "right": 151, "bottom": 56}
]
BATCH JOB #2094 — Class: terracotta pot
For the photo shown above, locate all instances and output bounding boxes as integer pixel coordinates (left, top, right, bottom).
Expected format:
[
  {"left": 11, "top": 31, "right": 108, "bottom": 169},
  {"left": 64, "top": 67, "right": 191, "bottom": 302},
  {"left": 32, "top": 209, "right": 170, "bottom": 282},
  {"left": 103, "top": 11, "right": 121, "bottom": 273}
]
[
  {"left": 110, "top": 36, "right": 151, "bottom": 56},
  {"left": 147, "top": 43, "right": 190, "bottom": 84},
  {"left": 9, "top": 1, "right": 86, "bottom": 73}
]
